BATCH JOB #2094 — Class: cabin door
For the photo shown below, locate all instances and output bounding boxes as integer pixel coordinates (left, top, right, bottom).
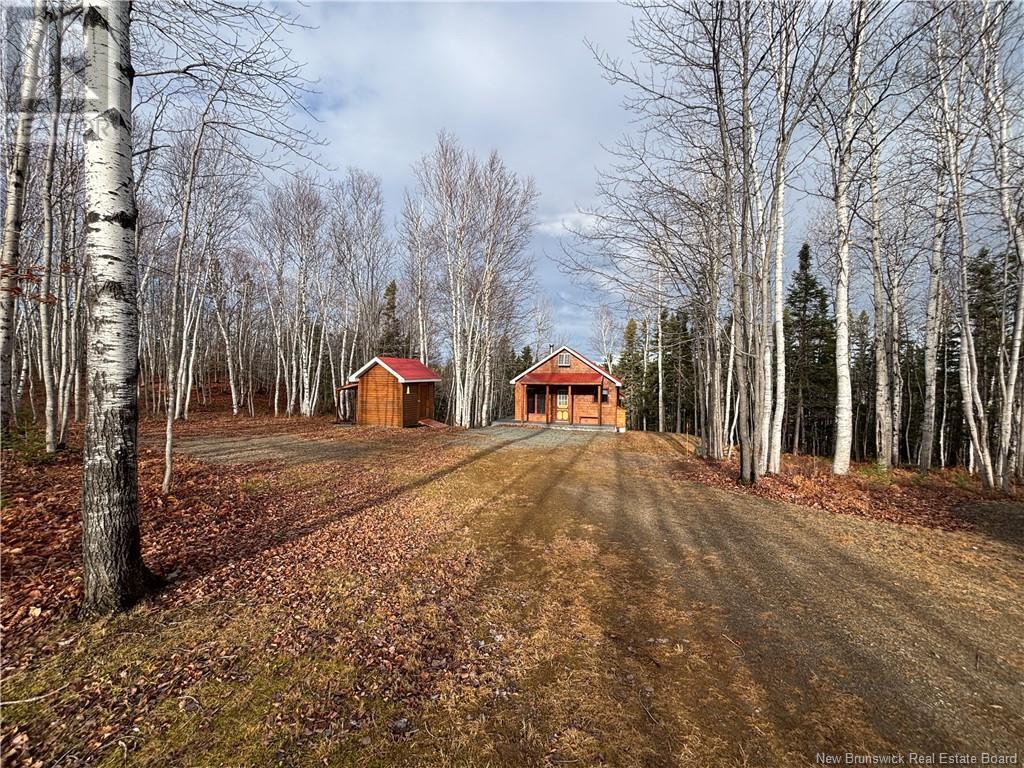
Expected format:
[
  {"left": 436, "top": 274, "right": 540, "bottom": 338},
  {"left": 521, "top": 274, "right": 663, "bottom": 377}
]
[{"left": 554, "top": 386, "right": 570, "bottom": 422}]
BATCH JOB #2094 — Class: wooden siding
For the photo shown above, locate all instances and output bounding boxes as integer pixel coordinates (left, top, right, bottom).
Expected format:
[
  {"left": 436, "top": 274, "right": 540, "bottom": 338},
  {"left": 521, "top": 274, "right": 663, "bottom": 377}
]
[
  {"left": 512, "top": 350, "right": 626, "bottom": 429},
  {"left": 528, "top": 351, "right": 600, "bottom": 379},
  {"left": 356, "top": 364, "right": 403, "bottom": 427},
  {"left": 402, "top": 384, "right": 418, "bottom": 427},
  {"left": 401, "top": 382, "right": 435, "bottom": 427},
  {"left": 572, "top": 387, "right": 601, "bottom": 424},
  {"left": 356, "top": 368, "right": 435, "bottom": 428}
]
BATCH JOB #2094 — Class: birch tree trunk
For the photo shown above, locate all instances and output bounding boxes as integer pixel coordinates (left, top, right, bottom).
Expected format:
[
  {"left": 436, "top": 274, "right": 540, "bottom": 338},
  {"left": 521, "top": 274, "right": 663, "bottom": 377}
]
[
  {"left": 657, "top": 306, "right": 665, "bottom": 433},
  {"left": 937, "top": 6, "right": 997, "bottom": 488},
  {"left": 918, "top": 173, "right": 947, "bottom": 471},
  {"left": 40, "top": 21, "right": 64, "bottom": 452},
  {"left": 831, "top": 3, "right": 866, "bottom": 476},
  {"left": 888, "top": 281, "right": 903, "bottom": 467},
  {"left": 80, "top": 0, "right": 155, "bottom": 615},
  {"left": 768, "top": 170, "right": 786, "bottom": 473},
  {"left": 1, "top": 0, "right": 49, "bottom": 436},
  {"left": 724, "top": 317, "right": 735, "bottom": 459},
  {"left": 979, "top": 0, "right": 1024, "bottom": 490},
  {"left": 212, "top": 263, "right": 240, "bottom": 414},
  {"left": 869, "top": 126, "right": 892, "bottom": 469},
  {"left": 162, "top": 112, "right": 213, "bottom": 492}
]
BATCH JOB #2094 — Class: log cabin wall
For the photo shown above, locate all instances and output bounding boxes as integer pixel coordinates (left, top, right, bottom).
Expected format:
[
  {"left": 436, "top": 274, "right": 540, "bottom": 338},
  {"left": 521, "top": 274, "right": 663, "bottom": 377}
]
[{"left": 357, "top": 364, "right": 403, "bottom": 427}]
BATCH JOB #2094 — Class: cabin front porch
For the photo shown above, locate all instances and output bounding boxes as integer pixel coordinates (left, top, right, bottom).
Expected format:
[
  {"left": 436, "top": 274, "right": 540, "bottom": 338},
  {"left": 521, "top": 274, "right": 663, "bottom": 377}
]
[
  {"left": 510, "top": 346, "right": 627, "bottom": 432},
  {"left": 518, "top": 380, "right": 612, "bottom": 428}
]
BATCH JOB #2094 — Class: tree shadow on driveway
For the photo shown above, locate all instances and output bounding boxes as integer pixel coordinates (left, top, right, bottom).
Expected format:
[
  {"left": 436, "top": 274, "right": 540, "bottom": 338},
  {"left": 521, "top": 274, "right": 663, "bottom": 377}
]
[
  {"left": 157, "top": 428, "right": 549, "bottom": 590},
  {"left": 591, "top": 445, "right": 1023, "bottom": 760}
]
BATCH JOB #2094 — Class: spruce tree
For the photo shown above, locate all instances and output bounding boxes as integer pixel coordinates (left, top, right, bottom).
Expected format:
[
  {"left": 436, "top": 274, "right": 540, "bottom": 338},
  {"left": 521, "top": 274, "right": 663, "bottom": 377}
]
[
  {"left": 519, "top": 345, "right": 533, "bottom": 371},
  {"left": 966, "top": 248, "right": 1005, "bottom": 408},
  {"left": 850, "top": 310, "right": 873, "bottom": 461},
  {"left": 378, "top": 280, "right": 405, "bottom": 357},
  {"left": 620, "top": 319, "right": 641, "bottom": 430},
  {"left": 785, "top": 244, "right": 835, "bottom": 455}
]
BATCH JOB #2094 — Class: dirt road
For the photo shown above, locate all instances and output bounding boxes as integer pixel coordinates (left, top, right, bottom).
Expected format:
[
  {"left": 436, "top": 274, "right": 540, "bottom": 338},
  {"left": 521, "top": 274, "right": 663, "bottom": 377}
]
[
  {"left": 10, "top": 420, "right": 1017, "bottom": 767},
  {"left": 417, "top": 426, "right": 1023, "bottom": 766}
]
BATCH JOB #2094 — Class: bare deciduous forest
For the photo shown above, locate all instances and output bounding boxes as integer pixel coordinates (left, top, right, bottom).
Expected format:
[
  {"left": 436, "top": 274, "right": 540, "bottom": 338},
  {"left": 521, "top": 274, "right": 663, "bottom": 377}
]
[{"left": 1, "top": 1, "right": 1021, "bottom": 766}]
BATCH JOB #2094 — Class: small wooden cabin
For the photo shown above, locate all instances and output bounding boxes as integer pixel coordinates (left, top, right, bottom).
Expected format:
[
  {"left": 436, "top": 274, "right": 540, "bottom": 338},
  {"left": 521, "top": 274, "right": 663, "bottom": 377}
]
[
  {"left": 345, "top": 356, "right": 441, "bottom": 428},
  {"left": 511, "top": 346, "right": 626, "bottom": 431}
]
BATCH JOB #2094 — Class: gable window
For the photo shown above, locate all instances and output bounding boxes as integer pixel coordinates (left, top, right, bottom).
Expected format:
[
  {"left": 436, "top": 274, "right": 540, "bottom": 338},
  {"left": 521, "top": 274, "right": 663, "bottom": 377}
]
[{"left": 557, "top": 352, "right": 570, "bottom": 367}]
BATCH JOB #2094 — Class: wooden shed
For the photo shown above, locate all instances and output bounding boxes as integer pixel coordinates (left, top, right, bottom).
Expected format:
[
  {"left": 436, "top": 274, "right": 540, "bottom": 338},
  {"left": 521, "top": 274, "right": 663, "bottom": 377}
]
[
  {"left": 345, "top": 356, "right": 441, "bottom": 428},
  {"left": 511, "top": 346, "right": 626, "bottom": 431}
]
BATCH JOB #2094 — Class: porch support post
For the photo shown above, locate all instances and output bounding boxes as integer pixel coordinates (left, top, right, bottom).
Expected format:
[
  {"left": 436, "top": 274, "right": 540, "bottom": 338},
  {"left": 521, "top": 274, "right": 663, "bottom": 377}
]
[
  {"left": 546, "top": 385, "right": 550, "bottom": 424},
  {"left": 569, "top": 385, "right": 573, "bottom": 424},
  {"left": 597, "top": 382, "right": 602, "bottom": 427}
]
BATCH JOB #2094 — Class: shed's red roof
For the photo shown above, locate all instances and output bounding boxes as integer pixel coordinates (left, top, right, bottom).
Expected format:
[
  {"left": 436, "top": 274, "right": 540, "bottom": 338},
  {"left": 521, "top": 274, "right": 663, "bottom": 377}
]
[
  {"left": 377, "top": 356, "right": 442, "bottom": 382},
  {"left": 520, "top": 372, "right": 606, "bottom": 385}
]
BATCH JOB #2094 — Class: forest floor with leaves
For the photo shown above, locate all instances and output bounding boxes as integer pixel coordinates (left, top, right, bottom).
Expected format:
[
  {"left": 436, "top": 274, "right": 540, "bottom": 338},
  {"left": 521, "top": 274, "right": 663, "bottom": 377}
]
[{"left": 2, "top": 412, "right": 1022, "bottom": 767}]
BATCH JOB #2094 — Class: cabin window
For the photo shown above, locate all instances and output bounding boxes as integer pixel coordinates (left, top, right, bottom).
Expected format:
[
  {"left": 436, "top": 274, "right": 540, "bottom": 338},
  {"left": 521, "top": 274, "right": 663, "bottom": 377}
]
[
  {"left": 602, "top": 388, "right": 609, "bottom": 403},
  {"left": 557, "top": 352, "right": 570, "bottom": 367},
  {"left": 527, "top": 390, "right": 545, "bottom": 414},
  {"left": 557, "top": 392, "right": 569, "bottom": 408}
]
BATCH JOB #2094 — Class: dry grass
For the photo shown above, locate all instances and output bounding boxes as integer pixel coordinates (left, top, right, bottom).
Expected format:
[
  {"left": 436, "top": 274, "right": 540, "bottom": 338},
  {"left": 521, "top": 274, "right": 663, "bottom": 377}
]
[{"left": 2, "top": 417, "right": 1021, "bottom": 767}]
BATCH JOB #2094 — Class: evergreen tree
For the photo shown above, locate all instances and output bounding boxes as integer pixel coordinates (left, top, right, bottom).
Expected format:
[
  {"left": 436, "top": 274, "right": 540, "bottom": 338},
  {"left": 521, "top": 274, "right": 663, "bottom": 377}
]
[
  {"left": 519, "top": 345, "right": 533, "bottom": 371},
  {"left": 850, "top": 310, "right": 873, "bottom": 461},
  {"left": 378, "top": 280, "right": 405, "bottom": 357},
  {"left": 662, "top": 309, "right": 693, "bottom": 434},
  {"left": 784, "top": 244, "right": 835, "bottom": 456},
  {"left": 937, "top": 309, "right": 965, "bottom": 468},
  {"left": 619, "top": 319, "right": 645, "bottom": 430},
  {"left": 494, "top": 334, "right": 519, "bottom": 417},
  {"left": 966, "top": 248, "right": 1005, "bottom": 408}
]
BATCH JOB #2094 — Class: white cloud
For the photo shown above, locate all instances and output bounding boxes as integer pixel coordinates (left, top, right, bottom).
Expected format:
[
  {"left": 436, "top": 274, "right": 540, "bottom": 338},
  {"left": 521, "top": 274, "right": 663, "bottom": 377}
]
[
  {"left": 282, "top": 2, "right": 635, "bottom": 347},
  {"left": 536, "top": 211, "right": 600, "bottom": 237}
]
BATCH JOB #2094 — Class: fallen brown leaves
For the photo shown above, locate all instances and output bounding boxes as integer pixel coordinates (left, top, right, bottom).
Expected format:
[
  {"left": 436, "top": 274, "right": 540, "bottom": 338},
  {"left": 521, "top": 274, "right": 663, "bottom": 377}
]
[
  {"left": 0, "top": 413, "right": 507, "bottom": 767},
  {"left": 4, "top": 416, "right": 1014, "bottom": 766},
  {"left": 650, "top": 435, "right": 1002, "bottom": 531}
]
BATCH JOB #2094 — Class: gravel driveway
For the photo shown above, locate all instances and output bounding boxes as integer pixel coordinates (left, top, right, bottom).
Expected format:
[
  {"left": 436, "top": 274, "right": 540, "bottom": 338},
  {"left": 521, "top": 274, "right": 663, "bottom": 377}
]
[
  {"left": 171, "top": 422, "right": 1022, "bottom": 765},
  {"left": 444, "top": 426, "right": 1024, "bottom": 765}
]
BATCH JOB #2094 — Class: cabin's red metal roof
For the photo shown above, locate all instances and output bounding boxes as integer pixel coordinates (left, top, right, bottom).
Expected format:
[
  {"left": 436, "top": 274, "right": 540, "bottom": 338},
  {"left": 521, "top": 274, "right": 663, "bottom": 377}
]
[
  {"left": 509, "top": 346, "right": 623, "bottom": 386},
  {"left": 520, "top": 372, "right": 606, "bottom": 385},
  {"left": 377, "top": 356, "right": 442, "bottom": 382}
]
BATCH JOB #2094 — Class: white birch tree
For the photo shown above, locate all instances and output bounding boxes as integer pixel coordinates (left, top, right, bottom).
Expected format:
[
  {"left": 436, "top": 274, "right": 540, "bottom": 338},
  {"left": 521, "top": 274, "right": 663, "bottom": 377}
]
[{"left": 79, "top": 0, "right": 155, "bottom": 615}]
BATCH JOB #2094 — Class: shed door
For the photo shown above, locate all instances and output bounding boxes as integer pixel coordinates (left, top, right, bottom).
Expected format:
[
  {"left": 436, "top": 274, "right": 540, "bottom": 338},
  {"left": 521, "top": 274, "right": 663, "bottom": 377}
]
[{"left": 418, "top": 384, "right": 432, "bottom": 419}]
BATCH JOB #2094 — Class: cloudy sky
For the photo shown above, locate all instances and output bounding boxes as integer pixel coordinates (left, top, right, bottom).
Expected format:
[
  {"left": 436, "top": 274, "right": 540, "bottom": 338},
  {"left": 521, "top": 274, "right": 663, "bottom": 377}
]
[{"left": 285, "top": 1, "right": 636, "bottom": 356}]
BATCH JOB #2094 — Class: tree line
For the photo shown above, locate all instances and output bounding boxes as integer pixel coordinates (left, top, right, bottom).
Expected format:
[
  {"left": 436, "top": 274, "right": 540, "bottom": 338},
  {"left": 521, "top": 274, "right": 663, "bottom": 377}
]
[
  {"left": 611, "top": 241, "right": 1011, "bottom": 474},
  {"left": 2, "top": 0, "right": 1021, "bottom": 617},
  {"left": 2, "top": 0, "right": 536, "bottom": 613},
  {"left": 566, "top": 0, "right": 1023, "bottom": 490}
]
